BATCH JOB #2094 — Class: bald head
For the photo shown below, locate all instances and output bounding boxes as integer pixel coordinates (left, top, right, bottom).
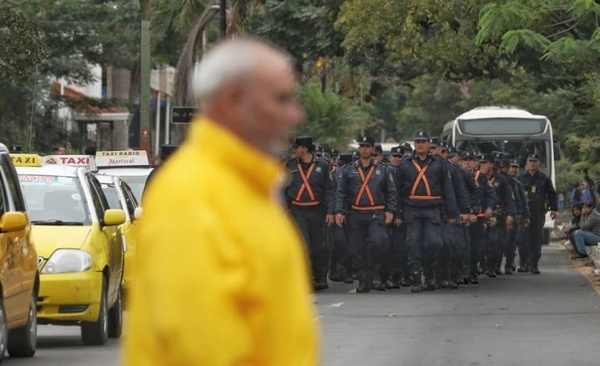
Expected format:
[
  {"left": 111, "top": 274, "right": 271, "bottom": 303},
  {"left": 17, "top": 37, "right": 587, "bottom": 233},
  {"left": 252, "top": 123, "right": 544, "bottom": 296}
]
[{"left": 192, "top": 38, "right": 303, "bottom": 157}]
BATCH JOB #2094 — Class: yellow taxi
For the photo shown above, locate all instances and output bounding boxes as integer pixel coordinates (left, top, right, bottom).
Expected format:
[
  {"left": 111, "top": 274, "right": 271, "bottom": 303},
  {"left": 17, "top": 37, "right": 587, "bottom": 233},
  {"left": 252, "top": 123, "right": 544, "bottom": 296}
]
[
  {"left": 15, "top": 154, "right": 126, "bottom": 346},
  {"left": 95, "top": 150, "right": 153, "bottom": 202},
  {"left": 94, "top": 173, "right": 142, "bottom": 301},
  {"left": 0, "top": 151, "right": 39, "bottom": 361}
]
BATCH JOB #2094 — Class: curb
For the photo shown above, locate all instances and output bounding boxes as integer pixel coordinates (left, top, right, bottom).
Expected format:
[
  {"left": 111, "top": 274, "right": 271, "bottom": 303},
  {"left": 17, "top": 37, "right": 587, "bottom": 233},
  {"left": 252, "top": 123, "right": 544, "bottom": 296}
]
[{"left": 559, "top": 238, "right": 600, "bottom": 269}]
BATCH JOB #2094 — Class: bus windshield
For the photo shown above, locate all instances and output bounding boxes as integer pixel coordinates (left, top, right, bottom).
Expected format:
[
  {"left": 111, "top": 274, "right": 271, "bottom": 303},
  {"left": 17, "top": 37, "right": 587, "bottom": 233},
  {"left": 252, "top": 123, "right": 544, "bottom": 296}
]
[{"left": 458, "top": 118, "right": 547, "bottom": 135}]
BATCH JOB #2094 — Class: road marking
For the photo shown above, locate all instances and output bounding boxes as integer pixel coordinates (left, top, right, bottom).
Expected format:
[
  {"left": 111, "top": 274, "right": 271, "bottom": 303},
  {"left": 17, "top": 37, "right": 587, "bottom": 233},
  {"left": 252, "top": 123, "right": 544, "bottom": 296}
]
[{"left": 329, "top": 302, "right": 345, "bottom": 308}]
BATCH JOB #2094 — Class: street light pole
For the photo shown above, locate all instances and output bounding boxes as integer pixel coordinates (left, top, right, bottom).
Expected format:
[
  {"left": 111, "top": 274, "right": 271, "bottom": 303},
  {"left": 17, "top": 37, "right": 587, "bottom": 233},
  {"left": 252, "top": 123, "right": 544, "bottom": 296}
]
[
  {"left": 140, "top": 0, "right": 152, "bottom": 153},
  {"left": 219, "top": 0, "right": 227, "bottom": 38}
]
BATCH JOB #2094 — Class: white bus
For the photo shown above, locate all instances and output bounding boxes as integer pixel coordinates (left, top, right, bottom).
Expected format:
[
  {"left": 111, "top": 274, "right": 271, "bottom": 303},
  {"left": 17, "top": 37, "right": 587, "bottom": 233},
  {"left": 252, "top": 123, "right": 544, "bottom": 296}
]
[{"left": 442, "top": 106, "right": 561, "bottom": 243}]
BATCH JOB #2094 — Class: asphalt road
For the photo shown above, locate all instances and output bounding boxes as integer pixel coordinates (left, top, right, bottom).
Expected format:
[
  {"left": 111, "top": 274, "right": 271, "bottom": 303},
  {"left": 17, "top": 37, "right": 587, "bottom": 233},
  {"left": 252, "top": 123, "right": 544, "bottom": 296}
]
[
  {"left": 316, "top": 243, "right": 600, "bottom": 366},
  {"left": 3, "top": 243, "right": 599, "bottom": 365}
]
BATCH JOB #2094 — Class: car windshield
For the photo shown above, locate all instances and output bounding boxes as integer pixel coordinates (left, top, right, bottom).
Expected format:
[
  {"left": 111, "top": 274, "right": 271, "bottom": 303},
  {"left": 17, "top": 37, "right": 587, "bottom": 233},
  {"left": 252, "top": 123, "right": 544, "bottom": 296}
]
[
  {"left": 19, "top": 174, "right": 89, "bottom": 225},
  {"left": 118, "top": 175, "right": 148, "bottom": 201},
  {"left": 101, "top": 185, "right": 123, "bottom": 210}
]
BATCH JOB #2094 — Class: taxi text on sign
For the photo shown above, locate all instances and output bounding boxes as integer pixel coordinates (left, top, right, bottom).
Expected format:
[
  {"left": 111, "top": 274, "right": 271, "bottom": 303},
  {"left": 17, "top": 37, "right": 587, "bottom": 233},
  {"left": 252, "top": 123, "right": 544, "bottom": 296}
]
[
  {"left": 43, "top": 155, "right": 97, "bottom": 170},
  {"left": 95, "top": 150, "right": 150, "bottom": 168},
  {"left": 10, "top": 154, "right": 42, "bottom": 167}
]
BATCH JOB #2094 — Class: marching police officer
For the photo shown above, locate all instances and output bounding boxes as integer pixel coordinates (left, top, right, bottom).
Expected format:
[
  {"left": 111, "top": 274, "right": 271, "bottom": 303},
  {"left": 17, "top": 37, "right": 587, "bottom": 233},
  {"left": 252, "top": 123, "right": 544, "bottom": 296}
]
[
  {"left": 335, "top": 137, "right": 397, "bottom": 293},
  {"left": 285, "top": 136, "right": 335, "bottom": 290},
  {"left": 396, "top": 132, "right": 458, "bottom": 293},
  {"left": 447, "top": 146, "right": 479, "bottom": 285},
  {"left": 384, "top": 146, "right": 411, "bottom": 288},
  {"left": 504, "top": 158, "right": 530, "bottom": 274},
  {"left": 329, "top": 153, "right": 354, "bottom": 284},
  {"left": 480, "top": 153, "right": 515, "bottom": 277},
  {"left": 431, "top": 142, "right": 470, "bottom": 289},
  {"left": 518, "top": 153, "right": 558, "bottom": 274},
  {"left": 462, "top": 151, "right": 496, "bottom": 284}
]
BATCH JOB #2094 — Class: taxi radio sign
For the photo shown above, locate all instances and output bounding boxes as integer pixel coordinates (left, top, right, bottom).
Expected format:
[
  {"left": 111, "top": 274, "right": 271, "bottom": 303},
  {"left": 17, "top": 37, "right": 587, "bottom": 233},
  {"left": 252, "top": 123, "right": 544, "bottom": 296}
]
[{"left": 95, "top": 150, "right": 150, "bottom": 168}]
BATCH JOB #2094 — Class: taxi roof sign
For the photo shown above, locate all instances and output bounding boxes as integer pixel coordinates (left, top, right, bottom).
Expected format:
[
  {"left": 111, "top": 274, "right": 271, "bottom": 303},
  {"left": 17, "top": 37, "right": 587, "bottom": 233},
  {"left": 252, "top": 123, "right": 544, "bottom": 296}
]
[
  {"left": 95, "top": 150, "right": 150, "bottom": 168},
  {"left": 43, "top": 155, "right": 97, "bottom": 171},
  {"left": 11, "top": 154, "right": 43, "bottom": 167}
]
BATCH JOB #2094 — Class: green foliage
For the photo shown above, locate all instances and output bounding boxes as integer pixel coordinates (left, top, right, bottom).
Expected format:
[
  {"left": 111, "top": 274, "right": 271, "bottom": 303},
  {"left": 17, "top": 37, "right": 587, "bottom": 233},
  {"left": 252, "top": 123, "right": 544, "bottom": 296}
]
[
  {"left": 297, "top": 83, "right": 376, "bottom": 150},
  {"left": 0, "top": 1, "right": 47, "bottom": 83}
]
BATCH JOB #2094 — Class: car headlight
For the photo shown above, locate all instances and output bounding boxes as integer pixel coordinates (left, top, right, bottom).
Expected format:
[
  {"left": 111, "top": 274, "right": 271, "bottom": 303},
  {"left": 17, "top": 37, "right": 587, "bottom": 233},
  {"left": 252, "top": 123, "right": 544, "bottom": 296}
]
[{"left": 41, "top": 249, "right": 92, "bottom": 274}]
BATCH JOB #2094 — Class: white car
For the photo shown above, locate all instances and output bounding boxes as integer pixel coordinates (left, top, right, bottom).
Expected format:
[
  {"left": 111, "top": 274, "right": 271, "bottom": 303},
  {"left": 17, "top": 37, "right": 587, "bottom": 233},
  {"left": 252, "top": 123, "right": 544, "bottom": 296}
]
[{"left": 95, "top": 151, "right": 153, "bottom": 201}]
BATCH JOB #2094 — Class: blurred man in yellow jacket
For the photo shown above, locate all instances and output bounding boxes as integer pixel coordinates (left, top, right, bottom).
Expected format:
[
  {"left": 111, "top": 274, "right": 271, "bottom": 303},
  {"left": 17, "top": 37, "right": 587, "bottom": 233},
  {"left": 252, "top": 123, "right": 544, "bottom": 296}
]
[{"left": 123, "top": 39, "right": 319, "bottom": 366}]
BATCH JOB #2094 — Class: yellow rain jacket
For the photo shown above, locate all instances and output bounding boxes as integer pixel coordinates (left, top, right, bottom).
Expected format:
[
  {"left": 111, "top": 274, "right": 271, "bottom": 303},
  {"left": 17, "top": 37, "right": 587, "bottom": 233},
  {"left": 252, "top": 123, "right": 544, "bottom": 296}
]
[{"left": 123, "top": 118, "right": 319, "bottom": 366}]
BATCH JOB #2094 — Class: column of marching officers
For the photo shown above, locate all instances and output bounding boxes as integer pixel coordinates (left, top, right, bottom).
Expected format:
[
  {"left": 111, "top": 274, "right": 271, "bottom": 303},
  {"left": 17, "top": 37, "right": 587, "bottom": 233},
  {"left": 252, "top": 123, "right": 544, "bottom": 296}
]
[{"left": 284, "top": 131, "right": 558, "bottom": 293}]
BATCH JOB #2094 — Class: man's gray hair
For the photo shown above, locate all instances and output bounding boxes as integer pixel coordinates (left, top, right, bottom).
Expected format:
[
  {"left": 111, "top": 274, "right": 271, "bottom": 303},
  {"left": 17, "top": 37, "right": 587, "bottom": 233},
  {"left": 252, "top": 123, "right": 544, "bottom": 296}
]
[{"left": 192, "top": 39, "right": 266, "bottom": 105}]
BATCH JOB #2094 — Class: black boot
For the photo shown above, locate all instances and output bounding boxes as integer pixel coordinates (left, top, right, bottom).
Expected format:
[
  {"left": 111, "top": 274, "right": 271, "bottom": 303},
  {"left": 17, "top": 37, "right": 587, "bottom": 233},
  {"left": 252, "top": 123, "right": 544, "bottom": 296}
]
[
  {"left": 400, "top": 269, "right": 412, "bottom": 287},
  {"left": 469, "top": 269, "right": 479, "bottom": 284},
  {"left": 356, "top": 270, "right": 372, "bottom": 293},
  {"left": 530, "top": 262, "right": 540, "bottom": 275},
  {"left": 461, "top": 265, "right": 470, "bottom": 285},
  {"left": 410, "top": 270, "right": 422, "bottom": 293},
  {"left": 423, "top": 266, "right": 437, "bottom": 291},
  {"left": 517, "top": 259, "right": 530, "bottom": 273},
  {"left": 314, "top": 273, "right": 329, "bottom": 291},
  {"left": 372, "top": 269, "right": 386, "bottom": 291},
  {"left": 385, "top": 272, "right": 400, "bottom": 289},
  {"left": 328, "top": 264, "right": 343, "bottom": 282}
]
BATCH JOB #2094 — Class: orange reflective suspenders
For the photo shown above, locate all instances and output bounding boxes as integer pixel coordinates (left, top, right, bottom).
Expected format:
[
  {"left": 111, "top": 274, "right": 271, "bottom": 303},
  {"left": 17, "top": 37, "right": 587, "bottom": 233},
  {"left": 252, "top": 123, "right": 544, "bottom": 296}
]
[
  {"left": 351, "top": 165, "right": 385, "bottom": 210},
  {"left": 409, "top": 160, "right": 441, "bottom": 200},
  {"left": 292, "top": 162, "right": 320, "bottom": 206}
]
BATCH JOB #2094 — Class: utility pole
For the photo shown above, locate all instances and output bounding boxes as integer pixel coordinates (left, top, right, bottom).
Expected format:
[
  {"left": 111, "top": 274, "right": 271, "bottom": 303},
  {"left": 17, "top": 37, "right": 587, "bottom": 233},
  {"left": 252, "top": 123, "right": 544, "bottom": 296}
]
[
  {"left": 140, "top": 0, "right": 151, "bottom": 154},
  {"left": 220, "top": 0, "right": 227, "bottom": 38}
]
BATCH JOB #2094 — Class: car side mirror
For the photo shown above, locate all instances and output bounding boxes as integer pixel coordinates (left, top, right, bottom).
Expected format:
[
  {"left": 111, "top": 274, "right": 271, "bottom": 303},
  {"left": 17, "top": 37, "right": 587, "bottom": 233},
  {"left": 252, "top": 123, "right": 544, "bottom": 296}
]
[
  {"left": 104, "top": 209, "right": 126, "bottom": 226},
  {"left": 134, "top": 207, "right": 143, "bottom": 220},
  {"left": 0, "top": 212, "right": 28, "bottom": 232}
]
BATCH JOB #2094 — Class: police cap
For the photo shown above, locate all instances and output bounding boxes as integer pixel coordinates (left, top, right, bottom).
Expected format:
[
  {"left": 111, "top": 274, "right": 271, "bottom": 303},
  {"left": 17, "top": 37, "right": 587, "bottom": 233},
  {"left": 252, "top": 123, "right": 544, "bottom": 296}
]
[
  {"left": 480, "top": 154, "right": 495, "bottom": 163},
  {"left": 510, "top": 159, "right": 520, "bottom": 167},
  {"left": 461, "top": 151, "right": 476, "bottom": 160},
  {"left": 527, "top": 153, "right": 541, "bottom": 162},
  {"left": 390, "top": 146, "right": 402, "bottom": 156},
  {"left": 400, "top": 142, "right": 413, "bottom": 153},
  {"left": 447, "top": 146, "right": 457, "bottom": 158},
  {"left": 358, "top": 136, "right": 375, "bottom": 147},
  {"left": 430, "top": 138, "right": 441, "bottom": 147},
  {"left": 9, "top": 145, "right": 22, "bottom": 153},
  {"left": 414, "top": 131, "right": 430, "bottom": 141},
  {"left": 293, "top": 136, "right": 314, "bottom": 150},
  {"left": 338, "top": 154, "right": 353, "bottom": 166},
  {"left": 374, "top": 144, "right": 383, "bottom": 154}
]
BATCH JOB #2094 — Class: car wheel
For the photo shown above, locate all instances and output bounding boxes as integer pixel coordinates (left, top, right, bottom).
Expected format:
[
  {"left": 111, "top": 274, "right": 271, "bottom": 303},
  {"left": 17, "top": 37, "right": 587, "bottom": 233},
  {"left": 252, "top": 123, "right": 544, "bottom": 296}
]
[
  {"left": 0, "top": 300, "right": 7, "bottom": 362},
  {"left": 81, "top": 278, "right": 108, "bottom": 346},
  {"left": 108, "top": 287, "right": 122, "bottom": 338},
  {"left": 7, "top": 293, "right": 37, "bottom": 357}
]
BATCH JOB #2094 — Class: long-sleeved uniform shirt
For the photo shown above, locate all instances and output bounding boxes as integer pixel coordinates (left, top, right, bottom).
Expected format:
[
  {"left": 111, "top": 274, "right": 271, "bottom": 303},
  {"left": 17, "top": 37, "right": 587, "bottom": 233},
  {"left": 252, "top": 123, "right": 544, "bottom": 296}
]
[
  {"left": 395, "top": 152, "right": 458, "bottom": 218},
  {"left": 518, "top": 169, "right": 558, "bottom": 214},
  {"left": 458, "top": 165, "right": 481, "bottom": 214},
  {"left": 124, "top": 118, "right": 319, "bottom": 366},
  {"left": 334, "top": 159, "right": 397, "bottom": 214},
  {"left": 474, "top": 170, "right": 497, "bottom": 215},
  {"left": 447, "top": 161, "right": 471, "bottom": 215},
  {"left": 285, "top": 156, "right": 334, "bottom": 213},
  {"left": 488, "top": 172, "right": 516, "bottom": 218}
]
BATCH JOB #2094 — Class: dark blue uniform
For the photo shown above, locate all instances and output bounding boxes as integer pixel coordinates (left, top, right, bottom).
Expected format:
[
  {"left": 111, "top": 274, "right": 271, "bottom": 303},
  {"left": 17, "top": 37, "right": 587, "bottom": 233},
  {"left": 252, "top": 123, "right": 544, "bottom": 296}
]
[
  {"left": 396, "top": 152, "right": 458, "bottom": 290},
  {"left": 470, "top": 170, "right": 496, "bottom": 282},
  {"left": 502, "top": 172, "right": 530, "bottom": 273},
  {"left": 518, "top": 169, "right": 558, "bottom": 273},
  {"left": 335, "top": 159, "right": 397, "bottom": 291},
  {"left": 285, "top": 156, "right": 335, "bottom": 287},
  {"left": 438, "top": 161, "right": 470, "bottom": 288},
  {"left": 329, "top": 166, "right": 352, "bottom": 283},
  {"left": 457, "top": 165, "right": 481, "bottom": 283},
  {"left": 484, "top": 171, "right": 516, "bottom": 276}
]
